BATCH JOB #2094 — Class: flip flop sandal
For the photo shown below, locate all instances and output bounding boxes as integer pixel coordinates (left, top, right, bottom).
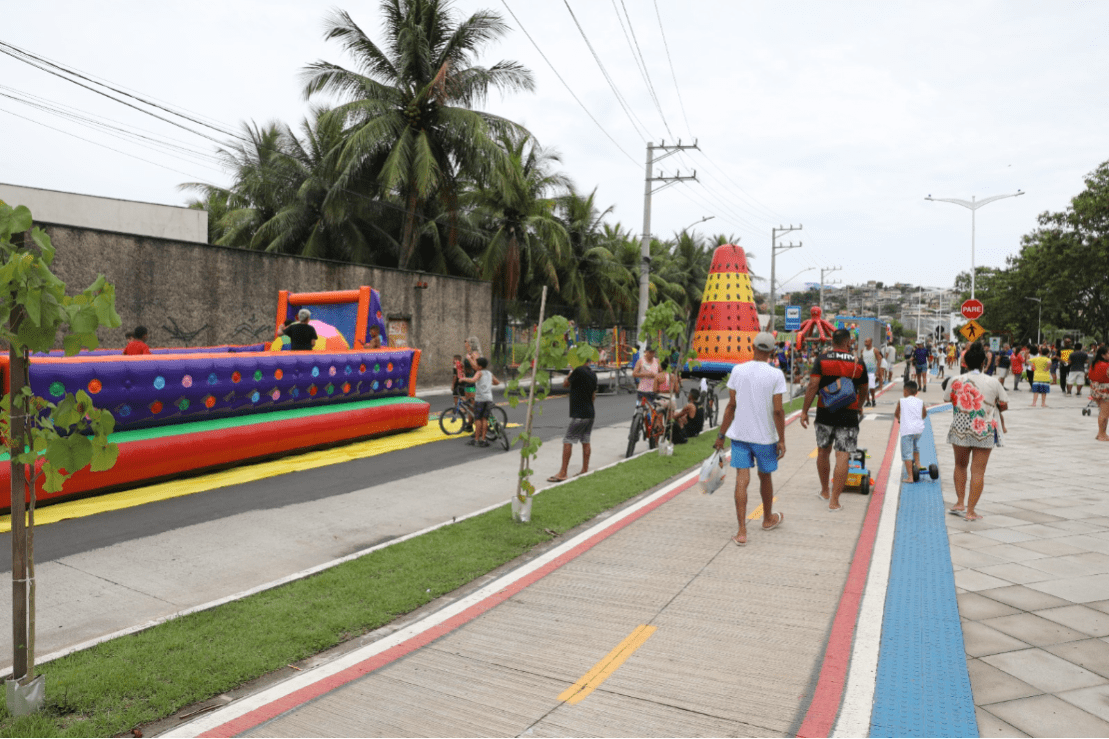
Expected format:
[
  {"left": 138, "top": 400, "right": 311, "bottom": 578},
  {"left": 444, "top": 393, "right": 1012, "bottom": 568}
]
[
  {"left": 948, "top": 509, "right": 966, "bottom": 518},
  {"left": 546, "top": 476, "right": 566, "bottom": 483},
  {"left": 732, "top": 534, "right": 747, "bottom": 547},
  {"left": 828, "top": 504, "right": 843, "bottom": 512},
  {"left": 763, "top": 512, "right": 784, "bottom": 531},
  {"left": 816, "top": 491, "right": 831, "bottom": 502}
]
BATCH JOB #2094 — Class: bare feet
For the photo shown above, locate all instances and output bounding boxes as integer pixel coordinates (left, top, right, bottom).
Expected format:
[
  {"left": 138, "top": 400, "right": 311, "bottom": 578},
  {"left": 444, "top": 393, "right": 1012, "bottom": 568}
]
[{"left": 1097, "top": 435, "right": 1109, "bottom": 442}]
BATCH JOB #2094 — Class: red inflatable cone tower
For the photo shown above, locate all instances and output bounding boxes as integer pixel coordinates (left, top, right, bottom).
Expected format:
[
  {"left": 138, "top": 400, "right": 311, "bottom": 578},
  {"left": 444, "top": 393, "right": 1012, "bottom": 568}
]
[{"left": 690, "top": 244, "right": 761, "bottom": 375}]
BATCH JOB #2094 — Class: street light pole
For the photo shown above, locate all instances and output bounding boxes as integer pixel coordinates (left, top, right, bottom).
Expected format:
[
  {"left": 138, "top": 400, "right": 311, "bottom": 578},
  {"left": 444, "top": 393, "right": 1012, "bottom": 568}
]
[
  {"left": 680, "top": 215, "right": 714, "bottom": 233},
  {"left": 769, "top": 224, "right": 802, "bottom": 331},
  {"left": 925, "top": 190, "right": 1024, "bottom": 299},
  {"left": 819, "top": 265, "right": 841, "bottom": 315},
  {"left": 1024, "top": 296, "right": 1042, "bottom": 344}
]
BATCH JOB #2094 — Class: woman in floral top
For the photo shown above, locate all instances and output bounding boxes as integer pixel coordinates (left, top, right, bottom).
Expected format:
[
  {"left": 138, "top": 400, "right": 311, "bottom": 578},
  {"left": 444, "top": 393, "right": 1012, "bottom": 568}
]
[{"left": 947, "top": 343, "right": 1009, "bottom": 521}]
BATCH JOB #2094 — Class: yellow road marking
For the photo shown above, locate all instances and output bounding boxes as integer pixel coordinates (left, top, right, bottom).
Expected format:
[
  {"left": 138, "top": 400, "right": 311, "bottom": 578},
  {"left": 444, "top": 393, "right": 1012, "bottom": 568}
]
[
  {"left": 0, "top": 422, "right": 468, "bottom": 533},
  {"left": 748, "top": 496, "right": 778, "bottom": 520},
  {"left": 558, "top": 625, "right": 657, "bottom": 705}
]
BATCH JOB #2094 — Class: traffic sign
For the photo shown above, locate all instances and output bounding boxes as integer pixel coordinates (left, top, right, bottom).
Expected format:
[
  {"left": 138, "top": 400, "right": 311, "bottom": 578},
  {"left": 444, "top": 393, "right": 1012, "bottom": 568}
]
[
  {"left": 989, "top": 336, "right": 1000, "bottom": 352},
  {"left": 961, "top": 299, "right": 984, "bottom": 321},
  {"left": 959, "top": 319, "right": 985, "bottom": 341},
  {"left": 784, "top": 306, "right": 802, "bottom": 331}
]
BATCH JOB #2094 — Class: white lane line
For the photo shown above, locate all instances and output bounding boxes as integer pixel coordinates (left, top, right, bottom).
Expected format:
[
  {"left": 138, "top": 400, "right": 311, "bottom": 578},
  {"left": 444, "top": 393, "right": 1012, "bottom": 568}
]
[{"left": 831, "top": 414, "right": 905, "bottom": 736}]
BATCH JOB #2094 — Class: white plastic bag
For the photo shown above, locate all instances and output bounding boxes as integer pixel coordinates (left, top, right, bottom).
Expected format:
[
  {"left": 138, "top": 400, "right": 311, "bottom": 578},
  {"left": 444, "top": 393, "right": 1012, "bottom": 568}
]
[
  {"left": 698, "top": 450, "right": 727, "bottom": 494},
  {"left": 657, "top": 437, "right": 674, "bottom": 456}
]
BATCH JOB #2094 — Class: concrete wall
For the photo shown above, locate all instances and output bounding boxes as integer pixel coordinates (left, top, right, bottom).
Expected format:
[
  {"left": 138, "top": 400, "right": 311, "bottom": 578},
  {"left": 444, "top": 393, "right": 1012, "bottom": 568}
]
[
  {"left": 1, "top": 183, "right": 207, "bottom": 244},
  {"left": 41, "top": 224, "right": 491, "bottom": 388}
]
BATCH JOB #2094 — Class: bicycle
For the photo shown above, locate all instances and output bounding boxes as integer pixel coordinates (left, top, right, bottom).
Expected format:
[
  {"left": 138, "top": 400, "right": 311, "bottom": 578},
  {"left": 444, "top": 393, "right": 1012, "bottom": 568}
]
[
  {"left": 484, "top": 405, "right": 511, "bottom": 451},
  {"left": 626, "top": 394, "right": 665, "bottom": 458},
  {"left": 699, "top": 381, "right": 721, "bottom": 429},
  {"left": 438, "top": 396, "right": 475, "bottom": 435}
]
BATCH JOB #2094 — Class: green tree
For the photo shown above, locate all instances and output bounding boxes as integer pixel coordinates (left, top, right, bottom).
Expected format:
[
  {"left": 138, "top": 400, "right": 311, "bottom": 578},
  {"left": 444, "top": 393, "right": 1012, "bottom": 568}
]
[
  {"left": 302, "top": 2, "right": 535, "bottom": 270},
  {"left": 0, "top": 203, "right": 121, "bottom": 707},
  {"left": 182, "top": 121, "right": 296, "bottom": 248},
  {"left": 553, "top": 189, "right": 627, "bottom": 322},
  {"left": 468, "top": 134, "right": 570, "bottom": 300}
]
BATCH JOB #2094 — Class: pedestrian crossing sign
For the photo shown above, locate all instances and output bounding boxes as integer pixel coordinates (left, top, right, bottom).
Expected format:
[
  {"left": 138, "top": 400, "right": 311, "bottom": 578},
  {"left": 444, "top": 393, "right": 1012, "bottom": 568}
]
[{"left": 959, "top": 319, "right": 985, "bottom": 341}]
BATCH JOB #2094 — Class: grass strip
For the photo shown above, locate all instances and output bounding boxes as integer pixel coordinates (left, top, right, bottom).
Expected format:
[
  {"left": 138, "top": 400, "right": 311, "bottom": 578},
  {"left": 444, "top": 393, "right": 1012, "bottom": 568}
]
[{"left": 0, "top": 431, "right": 718, "bottom": 737}]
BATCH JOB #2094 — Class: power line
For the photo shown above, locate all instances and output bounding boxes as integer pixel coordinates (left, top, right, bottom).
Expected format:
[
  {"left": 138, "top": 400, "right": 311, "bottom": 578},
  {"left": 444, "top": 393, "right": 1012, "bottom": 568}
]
[
  {"left": 0, "top": 106, "right": 214, "bottom": 181},
  {"left": 652, "top": 0, "right": 693, "bottom": 139},
  {"left": 500, "top": 0, "right": 639, "bottom": 168},
  {"left": 563, "top": 0, "right": 655, "bottom": 143},
  {"left": 614, "top": 0, "right": 673, "bottom": 139},
  {"left": 0, "top": 41, "right": 244, "bottom": 146},
  {"left": 0, "top": 88, "right": 225, "bottom": 169}
]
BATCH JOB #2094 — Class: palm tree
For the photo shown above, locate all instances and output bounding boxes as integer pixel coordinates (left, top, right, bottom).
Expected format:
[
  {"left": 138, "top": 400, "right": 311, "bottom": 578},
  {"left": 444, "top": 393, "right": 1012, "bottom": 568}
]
[
  {"left": 554, "top": 189, "right": 628, "bottom": 322},
  {"left": 182, "top": 121, "right": 297, "bottom": 248},
  {"left": 301, "top": 2, "right": 535, "bottom": 270},
  {"left": 467, "top": 134, "right": 570, "bottom": 300},
  {"left": 249, "top": 108, "right": 394, "bottom": 264}
]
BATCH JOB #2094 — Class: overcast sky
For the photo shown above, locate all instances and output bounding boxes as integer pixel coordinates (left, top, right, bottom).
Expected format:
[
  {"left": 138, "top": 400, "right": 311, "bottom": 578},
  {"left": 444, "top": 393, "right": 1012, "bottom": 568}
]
[{"left": 3, "top": 0, "right": 1107, "bottom": 293}]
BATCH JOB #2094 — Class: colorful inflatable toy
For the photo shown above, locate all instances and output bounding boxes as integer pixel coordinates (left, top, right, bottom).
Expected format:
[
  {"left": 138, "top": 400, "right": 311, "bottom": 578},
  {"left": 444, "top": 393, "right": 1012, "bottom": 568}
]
[
  {"left": 689, "top": 244, "right": 761, "bottom": 377},
  {"left": 0, "top": 286, "right": 428, "bottom": 510}
]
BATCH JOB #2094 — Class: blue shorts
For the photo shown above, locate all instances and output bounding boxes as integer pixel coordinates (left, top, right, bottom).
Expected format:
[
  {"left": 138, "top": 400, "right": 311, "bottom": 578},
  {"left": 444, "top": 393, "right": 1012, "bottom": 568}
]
[
  {"left": 730, "top": 439, "right": 779, "bottom": 474},
  {"left": 1032, "top": 382, "right": 1051, "bottom": 394},
  {"left": 900, "top": 433, "right": 921, "bottom": 461}
]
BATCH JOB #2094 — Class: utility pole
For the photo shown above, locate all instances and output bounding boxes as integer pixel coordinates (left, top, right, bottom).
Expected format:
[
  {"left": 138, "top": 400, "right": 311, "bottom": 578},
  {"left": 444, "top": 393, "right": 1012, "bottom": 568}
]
[
  {"left": 637, "top": 140, "right": 699, "bottom": 352},
  {"left": 819, "top": 265, "right": 842, "bottom": 314},
  {"left": 768, "top": 225, "right": 802, "bottom": 331}
]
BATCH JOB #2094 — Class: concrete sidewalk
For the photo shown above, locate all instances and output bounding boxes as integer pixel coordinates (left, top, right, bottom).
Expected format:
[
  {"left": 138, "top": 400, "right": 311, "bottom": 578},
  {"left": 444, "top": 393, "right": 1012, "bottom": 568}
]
[
  {"left": 0, "top": 412, "right": 639, "bottom": 675},
  {"left": 943, "top": 387, "right": 1109, "bottom": 736},
  {"left": 167, "top": 388, "right": 901, "bottom": 737}
]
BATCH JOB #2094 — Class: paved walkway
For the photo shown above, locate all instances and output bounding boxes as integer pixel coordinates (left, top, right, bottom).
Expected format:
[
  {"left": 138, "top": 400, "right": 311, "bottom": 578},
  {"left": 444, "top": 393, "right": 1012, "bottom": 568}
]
[
  {"left": 0, "top": 395, "right": 631, "bottom": 675},
  {"left": 166, "top": 387, "right": 901, "bottom": 737},
  {"left": 945, "top": 387, "right": 1109, "bottom": 737}
]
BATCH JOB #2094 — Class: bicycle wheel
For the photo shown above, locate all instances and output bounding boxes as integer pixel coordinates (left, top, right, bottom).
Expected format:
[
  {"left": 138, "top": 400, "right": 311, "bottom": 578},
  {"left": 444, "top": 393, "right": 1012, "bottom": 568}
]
[
  {"left": 626, "top": 409, "right": 643, "bottom": 458},
  {"left": 490, "top": 406, "right": 510, "bottom": 451},
  {"left": 438, "top": 407, "right": 466, "bottom": 435}
]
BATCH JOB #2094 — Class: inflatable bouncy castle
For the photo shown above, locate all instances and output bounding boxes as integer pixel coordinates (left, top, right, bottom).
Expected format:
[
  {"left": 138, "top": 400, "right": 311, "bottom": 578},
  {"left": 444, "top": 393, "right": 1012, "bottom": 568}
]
[
  {"left": 0, "top": 287, "right": 428, "bottom": 510},
  {"left": 689, "top": 244, "right": 761, "bottom": 377}
]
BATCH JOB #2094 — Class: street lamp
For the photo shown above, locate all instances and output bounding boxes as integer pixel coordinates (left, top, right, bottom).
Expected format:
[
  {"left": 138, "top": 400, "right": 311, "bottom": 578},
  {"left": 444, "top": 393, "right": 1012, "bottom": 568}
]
[
  {"left": 925, "top": 190, "right": 1024, "bottom": 299},
  {"left": 680, "top": 215, "right": 714, "bottom": 233},
  {"left": 1024, "top": 296, "right": 1042, "bottom": 344}
]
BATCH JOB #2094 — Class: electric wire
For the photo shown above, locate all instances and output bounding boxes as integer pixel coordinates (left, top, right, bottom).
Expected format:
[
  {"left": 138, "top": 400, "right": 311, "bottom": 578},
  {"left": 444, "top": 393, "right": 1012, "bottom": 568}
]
[
  {"left": 0, "top": 41, "right": 244, "bottom": 144},
  {"left": 652, "top": 0, "right": 693, "bottom": 140},
  {"left": 0, "top": 89, "right": 226, "bottom": 170},
  {"left": 500, "top": 0, "right": 640, "bottom": 168},
  {"left": 563, "top": 0, "right": 654, "bottom": 143},
  {"left": 614, "top": 0, "right": 673, "bottom": 140},
  {"left": 0, "top": 106, "right": 214, "bottom": 181}
]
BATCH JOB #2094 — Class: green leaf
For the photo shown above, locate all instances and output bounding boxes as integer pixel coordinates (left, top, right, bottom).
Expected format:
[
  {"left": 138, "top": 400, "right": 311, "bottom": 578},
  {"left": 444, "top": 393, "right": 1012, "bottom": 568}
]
[
  {"left": 9, "top": 205, "right": 32, "bottom": 234},
  {"left": 45, "top": 434, "right": 93, "bottom": 476},
  {"left": 30, "top": 227, "right": 54, "bottom": 264},
  {"left": 90, "top": 439, "right": 119, "bottom": 472}
]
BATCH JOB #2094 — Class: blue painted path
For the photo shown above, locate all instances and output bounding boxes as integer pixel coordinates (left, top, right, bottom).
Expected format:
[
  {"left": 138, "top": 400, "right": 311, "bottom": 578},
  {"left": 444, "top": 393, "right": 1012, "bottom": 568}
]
[{"left": 870, "top": 407, "right": 978, "bottom": 737}]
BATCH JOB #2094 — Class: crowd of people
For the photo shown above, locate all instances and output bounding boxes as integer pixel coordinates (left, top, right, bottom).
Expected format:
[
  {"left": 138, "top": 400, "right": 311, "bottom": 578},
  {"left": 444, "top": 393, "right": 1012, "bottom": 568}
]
[{"left": 711, "top": 328, "right": 1108, "bottom": 542}]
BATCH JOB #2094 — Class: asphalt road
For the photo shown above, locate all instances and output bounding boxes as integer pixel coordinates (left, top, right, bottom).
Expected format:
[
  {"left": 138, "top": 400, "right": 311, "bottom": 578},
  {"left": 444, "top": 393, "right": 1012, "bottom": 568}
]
[{"left": 6, "top": 383, "right": 676, "bottom": 566}]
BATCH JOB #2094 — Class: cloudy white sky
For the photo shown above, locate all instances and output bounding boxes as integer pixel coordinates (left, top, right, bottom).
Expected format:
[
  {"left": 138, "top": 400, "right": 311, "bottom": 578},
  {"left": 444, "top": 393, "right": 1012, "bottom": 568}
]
[{"left": 3, "top": 0, "right": 1106, "bottom": 293}]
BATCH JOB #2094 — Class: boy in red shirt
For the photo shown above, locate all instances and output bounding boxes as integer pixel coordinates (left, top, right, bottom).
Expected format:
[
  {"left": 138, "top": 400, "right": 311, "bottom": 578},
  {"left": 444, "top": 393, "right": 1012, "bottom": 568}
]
[{"left": 123, "top": 326, "right": 152, "bottom": 355}]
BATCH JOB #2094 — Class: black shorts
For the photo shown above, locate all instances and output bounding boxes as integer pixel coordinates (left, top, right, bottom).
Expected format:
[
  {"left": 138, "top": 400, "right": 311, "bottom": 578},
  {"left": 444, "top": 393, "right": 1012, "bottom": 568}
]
[{"left": 473, "top": 401, "right": 492, "bottom": 420}]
